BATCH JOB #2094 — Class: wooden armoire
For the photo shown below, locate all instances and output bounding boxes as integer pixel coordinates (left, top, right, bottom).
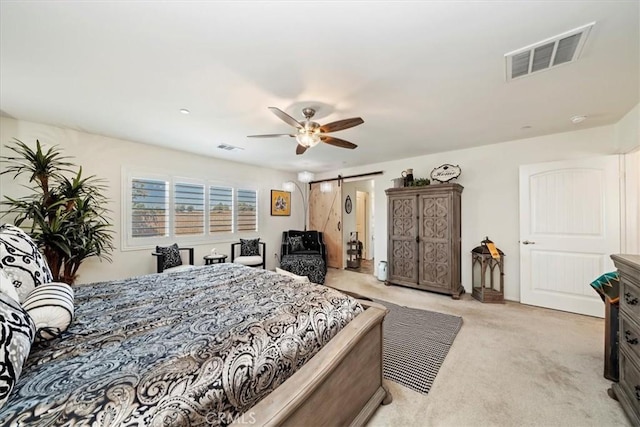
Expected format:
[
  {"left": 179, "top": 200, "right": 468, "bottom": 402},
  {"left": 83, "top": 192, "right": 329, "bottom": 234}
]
[{"left": 385, "top": 183, "right": 464, "bottom": 299}]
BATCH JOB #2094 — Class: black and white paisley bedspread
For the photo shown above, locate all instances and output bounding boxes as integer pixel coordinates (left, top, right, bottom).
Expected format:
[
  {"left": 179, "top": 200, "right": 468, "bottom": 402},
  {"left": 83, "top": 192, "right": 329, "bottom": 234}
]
[{"left": 0, "top": 263, "right": 363, "bottom": 426}]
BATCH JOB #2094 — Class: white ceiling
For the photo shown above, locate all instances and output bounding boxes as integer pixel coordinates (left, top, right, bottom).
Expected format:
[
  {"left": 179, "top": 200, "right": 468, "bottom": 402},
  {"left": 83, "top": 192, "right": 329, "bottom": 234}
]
[{"left": 1, "top": 1, "right": 638, "bottom": 173}]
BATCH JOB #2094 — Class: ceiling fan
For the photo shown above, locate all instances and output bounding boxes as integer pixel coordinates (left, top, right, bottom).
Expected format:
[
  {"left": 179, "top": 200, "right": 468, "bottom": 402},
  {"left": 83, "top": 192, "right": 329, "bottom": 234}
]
[{"left": 248, "top": 107, "right": 364, "bottom": 155}]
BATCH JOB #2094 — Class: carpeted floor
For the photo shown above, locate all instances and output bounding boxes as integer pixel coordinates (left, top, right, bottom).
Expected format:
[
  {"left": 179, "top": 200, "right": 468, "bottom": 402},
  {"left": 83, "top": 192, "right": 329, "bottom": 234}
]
[
  {"left": 346, "top": 258, "right": 374, "bottom": 275},
  {"left": 325, "top": 268, "right": 631, "bottom": 427},
  {"left": 373, "top": 298, "right": 462, "bottom": 394}
]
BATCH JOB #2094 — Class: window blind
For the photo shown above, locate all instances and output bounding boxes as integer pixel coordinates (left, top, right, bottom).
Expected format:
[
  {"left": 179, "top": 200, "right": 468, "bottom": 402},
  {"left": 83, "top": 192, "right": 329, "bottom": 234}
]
[
  {"left": 131, "top": 178, "right": 168, "bottom": 238},
  {"left": 174, "top": 182, "right": 205, "bottom": 236}
]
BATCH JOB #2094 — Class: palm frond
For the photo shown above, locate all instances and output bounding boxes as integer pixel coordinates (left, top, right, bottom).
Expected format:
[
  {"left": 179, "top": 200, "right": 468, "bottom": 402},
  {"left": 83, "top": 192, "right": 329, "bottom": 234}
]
[{"left": 1, "top": 139, "right": 113, "bottom": 284}]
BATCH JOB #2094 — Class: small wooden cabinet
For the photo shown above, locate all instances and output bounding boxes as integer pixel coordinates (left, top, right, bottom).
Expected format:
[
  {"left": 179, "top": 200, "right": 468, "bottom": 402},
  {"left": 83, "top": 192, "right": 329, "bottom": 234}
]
[
  {"left": 611, "top": 254, "right": 640, "bottom": 425},
  {"left": 385, "top": 183, "right": 464, "bottom": 298}
]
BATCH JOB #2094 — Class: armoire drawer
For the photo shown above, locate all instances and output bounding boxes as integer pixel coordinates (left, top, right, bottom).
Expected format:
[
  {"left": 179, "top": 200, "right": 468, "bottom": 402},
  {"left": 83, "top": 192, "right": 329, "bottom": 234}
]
[
  {"left": 621, "top": 279, "right": 640, "bottom": 319},
  {"left": 619, "top": 350, "right": 640, "bottom": 417},
  {"left": 621, "top": 317, "right": 640, "bottom": 361}
]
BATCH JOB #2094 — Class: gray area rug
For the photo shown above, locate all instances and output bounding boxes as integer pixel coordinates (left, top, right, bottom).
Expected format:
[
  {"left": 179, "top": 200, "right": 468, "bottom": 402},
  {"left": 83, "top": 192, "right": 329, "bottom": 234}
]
[{"left": 373, "top": 298, "right": 463, "bottom": 395}]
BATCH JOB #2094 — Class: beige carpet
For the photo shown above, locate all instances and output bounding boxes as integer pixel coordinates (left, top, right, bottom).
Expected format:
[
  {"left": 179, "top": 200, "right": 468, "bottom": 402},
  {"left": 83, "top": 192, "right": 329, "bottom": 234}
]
[{"left": 325, "top": 268, "right": 630, "bottom": 427}]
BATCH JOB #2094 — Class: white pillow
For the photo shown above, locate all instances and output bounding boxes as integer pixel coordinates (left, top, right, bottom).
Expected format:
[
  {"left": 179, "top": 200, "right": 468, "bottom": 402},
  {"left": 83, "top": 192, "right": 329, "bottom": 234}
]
[
  {"left": 0, "top": 269, "right": 20, "bottom": 302},
  {"left": 275, "top": 267, "right": 311, "bottom": 283},
  {"left": 22, "top": 282, "right": 74, "bottom": 342}
]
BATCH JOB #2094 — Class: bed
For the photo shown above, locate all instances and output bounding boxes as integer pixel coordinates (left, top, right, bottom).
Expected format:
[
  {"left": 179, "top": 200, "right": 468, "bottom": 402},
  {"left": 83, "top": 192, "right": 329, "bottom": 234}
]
[{"left": 1, "top": 263, "right": 390, "bottom": 426}]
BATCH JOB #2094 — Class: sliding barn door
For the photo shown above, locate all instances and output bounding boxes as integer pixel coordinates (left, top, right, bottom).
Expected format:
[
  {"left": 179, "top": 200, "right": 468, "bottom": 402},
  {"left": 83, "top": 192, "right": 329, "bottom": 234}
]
[{"left": 309, "top": 182, "right": 343, "bottom": 269}]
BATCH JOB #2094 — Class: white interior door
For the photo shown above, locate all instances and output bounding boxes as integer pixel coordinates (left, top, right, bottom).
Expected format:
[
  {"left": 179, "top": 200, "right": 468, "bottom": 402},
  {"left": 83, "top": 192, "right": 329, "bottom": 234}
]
[
  {"left": 356, "top": 191, "right": 368, "bottom": 259},
  {"left": 519, "top": 156, "right": 620, "bottom": 318}
]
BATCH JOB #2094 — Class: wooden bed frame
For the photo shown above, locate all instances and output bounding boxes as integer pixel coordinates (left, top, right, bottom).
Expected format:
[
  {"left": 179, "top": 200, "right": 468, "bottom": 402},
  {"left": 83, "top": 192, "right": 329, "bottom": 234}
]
[{"left": 240, "top": 300, "right": 392, "bottom": 426}]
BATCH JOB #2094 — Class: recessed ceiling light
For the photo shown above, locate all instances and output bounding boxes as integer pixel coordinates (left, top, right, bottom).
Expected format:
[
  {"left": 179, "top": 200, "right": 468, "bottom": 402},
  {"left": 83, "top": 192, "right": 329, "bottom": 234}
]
[
  {"left": 521, "top": 125, "right": 532, "bottom": 130},
  {"left": 179, "top": 108, "right": 190, "bottom": 115},
  {"left": 570, "top": 115, "right": 587, "bottom": 124}
]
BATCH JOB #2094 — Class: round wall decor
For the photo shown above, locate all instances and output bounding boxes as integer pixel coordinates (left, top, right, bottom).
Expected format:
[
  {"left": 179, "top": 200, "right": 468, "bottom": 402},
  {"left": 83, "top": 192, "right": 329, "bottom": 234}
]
[{"left": 345, "top": 195, "right": 353, "bottom": 214}]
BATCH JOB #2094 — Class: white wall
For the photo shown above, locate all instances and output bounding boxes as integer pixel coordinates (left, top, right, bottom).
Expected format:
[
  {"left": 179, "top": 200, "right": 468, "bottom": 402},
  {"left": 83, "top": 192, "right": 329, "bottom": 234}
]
[
  {"left": 614, "top": 104, "right": 640, "bottom": 154},
  {"left": 0, "top": 117, "right": 302, "bottom": 284},
  {"left": 317, "top": 123, "right": 631, "bottom": 302},
  {"left": 622, "top": 149, "right": 640, "bottom": 254},
  {"left": 615, "top": 104, "right": 640, "bottom": 254}
]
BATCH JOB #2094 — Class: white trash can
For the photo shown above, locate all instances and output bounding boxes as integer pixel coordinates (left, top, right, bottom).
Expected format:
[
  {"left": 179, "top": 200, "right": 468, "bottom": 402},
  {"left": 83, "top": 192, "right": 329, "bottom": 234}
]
[{"left": 377, "top": 261, "right": 388, "bottom": 281}]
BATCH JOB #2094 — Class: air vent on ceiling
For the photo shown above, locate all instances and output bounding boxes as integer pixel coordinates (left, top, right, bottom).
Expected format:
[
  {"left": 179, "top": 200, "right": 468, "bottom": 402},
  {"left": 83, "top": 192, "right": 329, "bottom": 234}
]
[
  {"left": 217, "top": 143, "right": 244, "bottom": 151},
  {"left": 505, "top": 22, "right": 595, "bottom": 81}
]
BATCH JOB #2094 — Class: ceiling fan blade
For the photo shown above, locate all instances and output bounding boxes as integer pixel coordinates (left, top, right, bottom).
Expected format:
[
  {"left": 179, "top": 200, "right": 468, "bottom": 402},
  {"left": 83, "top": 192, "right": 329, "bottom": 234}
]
[
  {"left": 268, "top": 107, "right": 303, "bottom": 129},
  {"left": 247, "top": 134, "right": 295, "bottom": 138},
  {"left": 321, "top": 136, "right": 357, "bottom": 149},
  {"left": 296, "top": 144, "right": 308, "bottom": 155},
  {"left": 319, "top": 117, "right": 364, "bottom": 133}
]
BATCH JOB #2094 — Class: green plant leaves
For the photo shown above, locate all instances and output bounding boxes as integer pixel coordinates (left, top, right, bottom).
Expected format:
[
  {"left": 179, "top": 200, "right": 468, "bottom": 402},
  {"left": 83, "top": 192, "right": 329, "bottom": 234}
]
[{"left": 1, "top": 139, "right": 114, "bottom": 284}]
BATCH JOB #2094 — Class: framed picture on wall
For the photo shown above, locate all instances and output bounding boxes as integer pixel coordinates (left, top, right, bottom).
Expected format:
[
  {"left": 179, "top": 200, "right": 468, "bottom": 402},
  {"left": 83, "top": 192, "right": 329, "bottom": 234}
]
[{"left": 271, "top": 190, "right": 291, "bottom": 216}]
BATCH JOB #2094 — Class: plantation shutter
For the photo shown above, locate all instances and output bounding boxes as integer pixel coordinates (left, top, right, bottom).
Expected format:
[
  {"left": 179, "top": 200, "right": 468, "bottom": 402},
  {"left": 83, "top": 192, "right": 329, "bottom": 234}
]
[
  {"left": 174, "top": 183, "right": 205, "bottom": 235},
  {"left": 237, "top": 189, "right": 257, "bottom": 232},
  {"left": 209, "top": 186, "right": 233, "bottom": 233},
  {"left": 131, "top": 178, "right": 169, "bottom": 238}
]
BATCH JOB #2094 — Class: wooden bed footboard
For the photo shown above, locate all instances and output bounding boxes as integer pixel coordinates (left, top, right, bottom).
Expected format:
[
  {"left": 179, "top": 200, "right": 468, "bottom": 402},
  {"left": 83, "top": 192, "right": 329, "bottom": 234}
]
[{"left": 239, "top": 300, "right": 391, "bottom": 426}]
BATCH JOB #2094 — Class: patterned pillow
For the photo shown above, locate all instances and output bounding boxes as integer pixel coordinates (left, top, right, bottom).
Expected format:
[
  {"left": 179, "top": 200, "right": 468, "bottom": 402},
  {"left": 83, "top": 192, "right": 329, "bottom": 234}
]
[
  {"left": 22, "top": 282, "right": 74, "bottom": 342},
  {"left": 288, "top": 235, "right": 305, "bottom": 252},
  {"left": 0, "top": 224, "right": 53, "bottom": 303},
  {"left": 0, "top": 292, "right": 36, "bottom": 408},
  {"left": 240, "top": 238, "right": 260, "bottom": 256},
  {"left": 0, "top": 269, "right": 19, "bottom": 303},
  {"left": 155, "top": 243, "right": 182, "bottom": 270}
]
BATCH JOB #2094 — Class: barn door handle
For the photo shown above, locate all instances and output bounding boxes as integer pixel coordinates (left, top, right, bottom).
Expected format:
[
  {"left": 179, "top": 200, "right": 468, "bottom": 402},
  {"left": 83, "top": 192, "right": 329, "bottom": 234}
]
[
  {"left": 625, "top": 292, "right": 639, "bottom": 305},
  {"left": 522, "top": 240, "right": 536, "bottom": 245},
  {"left": 625, "top": 330, "right": 639, "bottom": 345},
  {"left": 635, "top": 386, "right": 640, "bottom": 401},
  {"left": 337, "top": 221, "right": 341, "bottom": 231}
]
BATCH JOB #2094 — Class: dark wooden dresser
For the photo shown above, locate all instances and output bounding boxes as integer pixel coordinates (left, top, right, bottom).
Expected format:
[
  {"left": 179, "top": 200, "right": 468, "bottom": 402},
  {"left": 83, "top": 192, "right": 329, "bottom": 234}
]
[
  {"left": 385, "top": 184, "right": 464, "bottom": 299},
  {"left": 611, "top": 254, "right": 640, "bottom": 425}
]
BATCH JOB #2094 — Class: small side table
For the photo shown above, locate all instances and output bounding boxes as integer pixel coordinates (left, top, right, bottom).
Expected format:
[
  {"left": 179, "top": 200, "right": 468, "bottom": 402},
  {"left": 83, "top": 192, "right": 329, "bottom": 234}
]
[{"left": 204, "top": 254, "right": 227, "bottom": 265}]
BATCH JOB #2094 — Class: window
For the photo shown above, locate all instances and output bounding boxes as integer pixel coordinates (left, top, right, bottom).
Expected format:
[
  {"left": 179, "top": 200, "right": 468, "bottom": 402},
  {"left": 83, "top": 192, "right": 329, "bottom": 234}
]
[
  {"left": 174, "top": 182, "right": 205, "bottom": 236},
  {"left": 131, "top": 178, "right": 168, "bottom": 238},
  {"left": 237, "top": 189, "right": 257, "bottom": 232},
  {"left": 209, "top": 186, "right": 233, "bottom": 233},
  {"left": 124, "top": 171, "right": 258, "bottom": 249}
]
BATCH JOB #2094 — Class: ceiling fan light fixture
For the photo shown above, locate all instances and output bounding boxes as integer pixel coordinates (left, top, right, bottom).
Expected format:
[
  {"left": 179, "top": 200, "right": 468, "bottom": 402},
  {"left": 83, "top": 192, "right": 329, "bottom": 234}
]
[
  {"left": 296, "top": 130, "right": 321, "bottom": 147},
  {"left": 320, "top": 182, "right": 333, "bottom": 193},
  {"left": 249, "top": 107, "right": 362, "bottom": 154},
  {"left": 298, "top": 171, "right": 315, "bottom": 183}
]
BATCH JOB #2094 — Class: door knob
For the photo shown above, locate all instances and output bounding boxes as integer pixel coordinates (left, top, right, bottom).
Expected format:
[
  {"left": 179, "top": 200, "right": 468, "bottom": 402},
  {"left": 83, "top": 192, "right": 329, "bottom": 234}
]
[{"left": 522, "top": 240, "right": 536, "bottom": 245}]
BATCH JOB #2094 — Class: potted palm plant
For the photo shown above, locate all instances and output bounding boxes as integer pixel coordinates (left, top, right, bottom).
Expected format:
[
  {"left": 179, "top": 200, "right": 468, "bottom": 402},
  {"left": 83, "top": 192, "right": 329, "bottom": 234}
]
[{"left": 1, "top": 139, "right": 114, "bottom": 285}]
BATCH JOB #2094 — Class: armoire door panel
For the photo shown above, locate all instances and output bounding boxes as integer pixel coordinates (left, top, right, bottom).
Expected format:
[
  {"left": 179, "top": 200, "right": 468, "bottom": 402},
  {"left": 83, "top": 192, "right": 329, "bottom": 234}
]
[
  {"left": 419, "top": 193, "right": 452, "bottom": 288},
  {"left": 387, "top": 195, "right": 418, "bottom": 283}
]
